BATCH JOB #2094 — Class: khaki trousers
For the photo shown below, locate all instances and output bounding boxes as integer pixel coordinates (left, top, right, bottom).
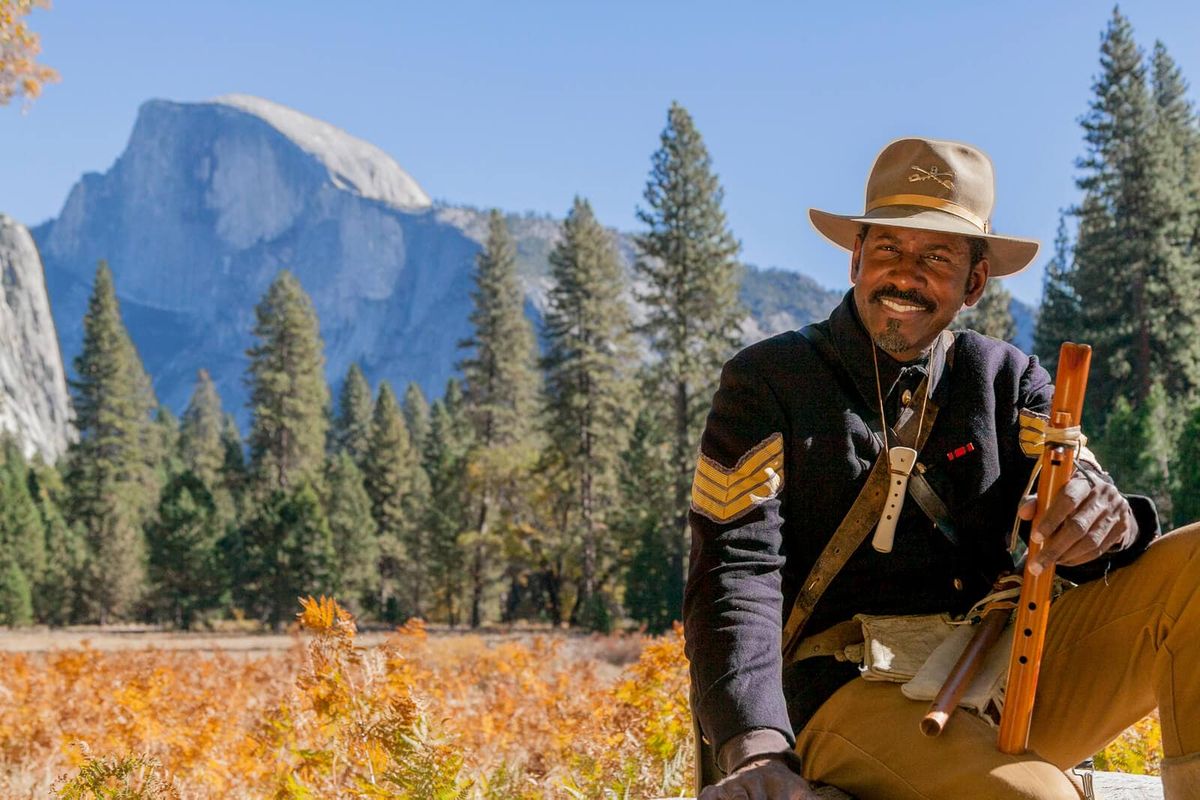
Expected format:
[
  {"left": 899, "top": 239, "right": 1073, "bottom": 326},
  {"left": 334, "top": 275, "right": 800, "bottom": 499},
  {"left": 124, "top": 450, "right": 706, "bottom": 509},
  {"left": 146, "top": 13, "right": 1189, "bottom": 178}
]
[{"left": 794, "top": 523, "right": 1200, "bottom": 800}]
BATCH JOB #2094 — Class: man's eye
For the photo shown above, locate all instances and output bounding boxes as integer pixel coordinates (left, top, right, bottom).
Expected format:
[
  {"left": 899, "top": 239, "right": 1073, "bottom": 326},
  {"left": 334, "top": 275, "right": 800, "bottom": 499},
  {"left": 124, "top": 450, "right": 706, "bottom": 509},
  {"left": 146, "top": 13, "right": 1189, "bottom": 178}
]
[{"left": 925, "top": 254, "right": 947, "bottom": 263}]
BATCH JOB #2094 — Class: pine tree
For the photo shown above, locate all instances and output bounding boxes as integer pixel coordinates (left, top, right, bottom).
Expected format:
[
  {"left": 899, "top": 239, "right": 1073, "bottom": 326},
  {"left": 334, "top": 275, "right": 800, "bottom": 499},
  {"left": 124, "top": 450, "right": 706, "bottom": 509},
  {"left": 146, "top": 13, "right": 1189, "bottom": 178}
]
[
  {"left": 219, "top": 414, "right": 247, "bottom": 501},
  {"left": 239, "top": 480, "right": 336, "bottom": 630},
  {"left": 616, "top": 402, "right": 678, "bottom": 633},
  {"left": 151, "top": 403, "right": 181, "bottom": 481},
  {"left": 0, "top": 437, "right": 47, "bottom": 595},
  {"left": 541, "top": 197, "right": 635, "bottom": 628},
  {"left": 332, "top": 363, "right": 374, "bottom": 467},
  {"left": 959, "top": 282, "right": 1016, "bottom": 343},
  {"left": 1073, "top": 10, "right": 1200, "bottom": 424},
  {"left": 363, "top": 381, "right": 423, "bottom": 620},
  {"left": 458, "top": 210, "right": 541, "bottom": 627},
  {"left": 28, "top": 459, "right": 87, "bottom": 625},
  {"left": 179, "top": 369, "right": 226, "bottom": 487},
  {"left": 1033, "top": 216, "right": 1081, "bottom": 377},
  {"left": 1094, "top": 383, "right": 1178, "bottom": 525},
  {"left": 634, "top": 102, "right": 744, "bottom": 621},
  {"left": 1173, "top": 400, "right": 1200, "bottom": 526},
  {"left": 403, "top": 382, "right": 432, "bottom": 455},
  {"left": 460, "top": 210, "right": 539, "bottom": 449},
  {"left": 0, "top": 560, "right": 32, "bottom": 626},
  {"left": 65, "top": 261, "right": 160, "bottom": 621},
  {"left": 1147, "top": 40, "right": 1200, "bottom": 395},
  {"left": 146, "top": 472, "right": 226, "bottom": 629},
  {"left": 422, "top": 380, "right": 474, "bottom": 626},
  {"left": 246, "top": 270, "right": 331, "bottom": 494},
  {"left": 323, "top": 451, "right": 379, "bottom": 616}
]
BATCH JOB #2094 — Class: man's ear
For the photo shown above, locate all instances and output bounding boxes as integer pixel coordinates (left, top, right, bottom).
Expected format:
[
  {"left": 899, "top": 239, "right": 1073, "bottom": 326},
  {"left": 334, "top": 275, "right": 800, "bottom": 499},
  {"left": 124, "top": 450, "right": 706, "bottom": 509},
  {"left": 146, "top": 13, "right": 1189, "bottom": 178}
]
[
  {"left": 962, "top": 259, "right": 990, "bottom": 307},
  {"left": 850, "top": 235, "right": 864, "bottom": 284}
]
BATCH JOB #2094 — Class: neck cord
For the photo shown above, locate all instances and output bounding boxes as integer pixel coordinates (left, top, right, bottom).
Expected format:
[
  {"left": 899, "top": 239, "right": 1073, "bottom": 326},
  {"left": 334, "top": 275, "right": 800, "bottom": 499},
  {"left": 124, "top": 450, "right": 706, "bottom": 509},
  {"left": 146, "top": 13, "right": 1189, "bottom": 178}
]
[{"left": 870, "top": 340, "right": 930, "bottom": 453}]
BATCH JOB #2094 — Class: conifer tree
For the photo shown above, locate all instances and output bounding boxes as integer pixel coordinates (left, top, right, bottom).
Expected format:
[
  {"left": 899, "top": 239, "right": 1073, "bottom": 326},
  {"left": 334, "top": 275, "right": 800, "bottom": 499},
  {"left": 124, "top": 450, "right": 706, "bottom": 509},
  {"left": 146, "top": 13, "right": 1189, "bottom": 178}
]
[
  {"left": 1173, "top": 401, "right": 1200, "bottom": 526},
  {"left": 616, "top": 402, "right": 677, "bottom": 633},
  {"left": 541, "top": 197, "right": 635, "bottom": 627},
  {"left": 634, "top": 102, "right": 743, "bottom": 620},
  {"left": 0, "top": 561, "right": 32, "bottom": 626},
  {"left": 239, "top": 480, "right": 336, "bottom": 630},
  {"left": 28, "top": 459, "right": 86, "bottom": 625},
  {"left": 323, "top": 451, "right": 379, "bottom": 616},
  {"left": 332, "top": 363, "right": 373, "bottom": 467},
  {"left": 1094, "top": 383, "right": 1178, "bottom": 525},
  {"left": 1073, "top": 10, "right": 1200, "bottom": 423},
  {"left": 422, "top": 381, "right": 474, "bottom": 626},
  {"left": 1033, "top": 216, "right": 1081, "bottom": 376},
  {"left": 179, "top": 369, "right": 226, "bottom": 487},
  {"left": 65, "top": 261, "right": 159, "bottom": 621},
  {"left": 147, "top": 472, "right": 226, "bottom": 629},
  {"left": 0, "top": 437, "right": 46, "bottom": 595},
  {"left": 403, "top": 382, "right": 432, "bottom": 455},
  {"left": 246, "top": 270, "right": 331, "bottom": 494},
  {"left": 458, "top": 210, "right": 541, "bottom": 627},
  {"left": 152, "top": 403, "right": 181, "bottom": 481},
  {"left": 364, "top": 381, "right": 423, "bottom": 619},
  {"left": 959, "top": 282, "right": 1016, "bottom": 343}
]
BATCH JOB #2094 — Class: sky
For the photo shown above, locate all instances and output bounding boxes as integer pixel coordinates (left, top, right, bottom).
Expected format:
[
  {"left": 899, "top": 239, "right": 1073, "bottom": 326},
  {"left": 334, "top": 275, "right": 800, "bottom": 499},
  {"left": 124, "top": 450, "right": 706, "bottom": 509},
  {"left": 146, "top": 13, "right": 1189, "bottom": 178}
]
[{"left": 3, "top": 1, "right": 1200, "bottom": 304}]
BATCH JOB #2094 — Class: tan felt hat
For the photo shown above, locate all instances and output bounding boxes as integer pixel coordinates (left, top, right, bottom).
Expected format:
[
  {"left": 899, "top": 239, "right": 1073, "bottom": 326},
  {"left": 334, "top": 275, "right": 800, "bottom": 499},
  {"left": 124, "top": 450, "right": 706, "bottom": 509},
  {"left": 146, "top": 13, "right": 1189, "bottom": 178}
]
[{"left": 809, "top": 137, "right": 1040, "bottom": 277}]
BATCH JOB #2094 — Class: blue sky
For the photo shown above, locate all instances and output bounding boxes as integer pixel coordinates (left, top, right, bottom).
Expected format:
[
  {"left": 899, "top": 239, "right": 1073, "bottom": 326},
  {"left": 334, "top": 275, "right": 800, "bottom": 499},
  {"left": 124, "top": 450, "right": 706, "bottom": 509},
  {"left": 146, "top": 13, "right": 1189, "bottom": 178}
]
[{"left": 3, "top": 1, "right": 1199, "bottom": 304}]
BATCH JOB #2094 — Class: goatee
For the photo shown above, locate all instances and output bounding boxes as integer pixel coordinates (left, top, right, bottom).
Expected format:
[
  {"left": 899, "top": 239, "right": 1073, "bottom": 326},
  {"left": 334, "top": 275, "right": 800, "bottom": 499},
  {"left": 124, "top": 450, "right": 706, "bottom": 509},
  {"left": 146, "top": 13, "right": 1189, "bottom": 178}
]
[{"left": 873, "top": 319, "right": 910, "bottom": 354}]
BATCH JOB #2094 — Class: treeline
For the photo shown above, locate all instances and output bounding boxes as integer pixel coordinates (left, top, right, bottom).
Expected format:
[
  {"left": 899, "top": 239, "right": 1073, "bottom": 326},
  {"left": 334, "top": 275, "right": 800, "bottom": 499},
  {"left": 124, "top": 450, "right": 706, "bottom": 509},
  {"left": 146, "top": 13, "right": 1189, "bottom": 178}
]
[
  {"left": 0, "top": 103, "right": 740, "bottom": 632},
  {"left": 1033, "top": 9, "right": 1200, "bottom": 529}
]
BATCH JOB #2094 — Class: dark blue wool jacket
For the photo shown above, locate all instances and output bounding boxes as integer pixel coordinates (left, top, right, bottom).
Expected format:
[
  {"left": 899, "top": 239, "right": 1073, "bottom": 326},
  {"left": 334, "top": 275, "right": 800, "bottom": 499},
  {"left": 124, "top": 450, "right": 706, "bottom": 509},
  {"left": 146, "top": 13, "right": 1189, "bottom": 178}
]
[{"left": 683, "top": 290, "right": 1159, "bottom": 756}]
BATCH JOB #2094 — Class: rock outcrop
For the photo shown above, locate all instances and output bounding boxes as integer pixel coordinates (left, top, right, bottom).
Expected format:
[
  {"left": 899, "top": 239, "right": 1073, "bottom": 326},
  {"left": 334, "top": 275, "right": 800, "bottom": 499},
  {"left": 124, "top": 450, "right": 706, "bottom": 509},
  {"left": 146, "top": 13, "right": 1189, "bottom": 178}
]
[{"left": 0, "top": 215, "right": 72, "bottom": 463}]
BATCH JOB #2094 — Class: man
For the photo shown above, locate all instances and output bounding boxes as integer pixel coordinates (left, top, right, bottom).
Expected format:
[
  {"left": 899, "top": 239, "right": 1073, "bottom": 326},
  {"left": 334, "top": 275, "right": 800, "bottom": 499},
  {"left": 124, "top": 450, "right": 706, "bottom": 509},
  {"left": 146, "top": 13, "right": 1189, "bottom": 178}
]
[{"left": 684, "top": 137, "right": 1200, "bottom": 799}]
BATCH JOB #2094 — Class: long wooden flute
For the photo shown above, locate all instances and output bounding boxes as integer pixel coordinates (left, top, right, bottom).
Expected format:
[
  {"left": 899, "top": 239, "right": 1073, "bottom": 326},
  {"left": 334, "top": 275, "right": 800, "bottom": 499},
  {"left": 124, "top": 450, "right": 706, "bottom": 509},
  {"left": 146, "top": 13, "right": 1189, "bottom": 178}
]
[{"left": 997, "top": 342, "right": 1092, "bottom": 754}]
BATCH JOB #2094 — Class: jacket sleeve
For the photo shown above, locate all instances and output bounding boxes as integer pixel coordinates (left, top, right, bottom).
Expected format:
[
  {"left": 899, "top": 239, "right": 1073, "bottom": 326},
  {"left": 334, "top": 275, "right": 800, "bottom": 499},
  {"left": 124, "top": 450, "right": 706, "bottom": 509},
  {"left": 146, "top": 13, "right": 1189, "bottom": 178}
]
[
  {"left": 683, "top": 349, "right": 794, "bottom": 758},
  {"left": 1015, "top": 355, "right": 1160, "bottom": 583}
]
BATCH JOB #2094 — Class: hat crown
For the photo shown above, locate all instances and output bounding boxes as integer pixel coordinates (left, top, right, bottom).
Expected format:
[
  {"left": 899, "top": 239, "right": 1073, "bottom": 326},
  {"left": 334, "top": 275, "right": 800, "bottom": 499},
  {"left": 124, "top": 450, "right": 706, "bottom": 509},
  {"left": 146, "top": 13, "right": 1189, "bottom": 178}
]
[{"left": 865, "top": 138, "right": 995, "bottom": 233}]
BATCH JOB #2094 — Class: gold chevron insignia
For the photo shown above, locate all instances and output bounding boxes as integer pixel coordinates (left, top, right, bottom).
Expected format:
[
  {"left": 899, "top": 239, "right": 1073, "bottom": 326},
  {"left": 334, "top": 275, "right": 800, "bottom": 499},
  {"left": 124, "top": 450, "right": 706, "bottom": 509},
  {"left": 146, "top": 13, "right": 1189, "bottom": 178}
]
[
  {"left": 1018, "top": 408, "right": 1049, "bottom": 458},
  {"left": 691, "top": 432, "right": 784, "bottom": 524}
]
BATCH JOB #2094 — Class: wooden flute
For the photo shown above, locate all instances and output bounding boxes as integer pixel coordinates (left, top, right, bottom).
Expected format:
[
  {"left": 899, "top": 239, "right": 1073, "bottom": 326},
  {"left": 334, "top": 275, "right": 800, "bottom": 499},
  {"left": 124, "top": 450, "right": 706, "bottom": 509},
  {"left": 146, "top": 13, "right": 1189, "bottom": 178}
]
[{"left": 997, "top": 342, "right": 1092, "bottom": 754}]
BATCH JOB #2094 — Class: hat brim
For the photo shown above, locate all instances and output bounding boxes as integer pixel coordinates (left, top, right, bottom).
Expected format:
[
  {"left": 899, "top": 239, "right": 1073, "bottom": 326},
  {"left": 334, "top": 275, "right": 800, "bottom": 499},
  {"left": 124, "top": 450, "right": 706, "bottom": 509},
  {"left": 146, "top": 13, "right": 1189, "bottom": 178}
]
[{"left": 809, "top": 206, "right": 1039, "bottom": 277}]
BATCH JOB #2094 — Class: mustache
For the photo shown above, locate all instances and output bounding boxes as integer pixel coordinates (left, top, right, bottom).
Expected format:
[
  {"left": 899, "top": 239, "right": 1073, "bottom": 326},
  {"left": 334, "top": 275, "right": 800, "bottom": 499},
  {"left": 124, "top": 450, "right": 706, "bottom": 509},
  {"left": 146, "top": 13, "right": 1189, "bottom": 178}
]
[{"left": 871, "top": 286, "right": 933, "bottom": 311}]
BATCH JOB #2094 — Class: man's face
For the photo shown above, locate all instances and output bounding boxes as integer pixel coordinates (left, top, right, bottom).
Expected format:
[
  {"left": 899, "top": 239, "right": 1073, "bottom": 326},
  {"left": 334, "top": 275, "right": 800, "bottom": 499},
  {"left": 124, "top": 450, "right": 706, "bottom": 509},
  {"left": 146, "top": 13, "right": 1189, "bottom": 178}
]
[{"left": 850, "top": 224, "right": 989, "bottom": 362}]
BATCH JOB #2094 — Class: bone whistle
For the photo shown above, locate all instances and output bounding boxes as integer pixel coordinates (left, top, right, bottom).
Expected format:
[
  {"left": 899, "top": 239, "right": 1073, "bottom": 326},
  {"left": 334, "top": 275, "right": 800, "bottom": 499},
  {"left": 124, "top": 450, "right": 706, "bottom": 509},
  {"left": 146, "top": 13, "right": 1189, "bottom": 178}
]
[{"left": 873, "top": 446, "right": 917, "bottom": 553}]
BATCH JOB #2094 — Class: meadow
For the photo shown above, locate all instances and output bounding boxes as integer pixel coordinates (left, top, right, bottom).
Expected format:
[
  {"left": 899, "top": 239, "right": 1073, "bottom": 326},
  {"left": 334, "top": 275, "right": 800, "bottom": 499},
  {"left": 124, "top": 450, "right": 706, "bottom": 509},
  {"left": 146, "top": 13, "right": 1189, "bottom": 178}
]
[{"left": 0, "top": 600, "right": 1157, "bottom": 799}]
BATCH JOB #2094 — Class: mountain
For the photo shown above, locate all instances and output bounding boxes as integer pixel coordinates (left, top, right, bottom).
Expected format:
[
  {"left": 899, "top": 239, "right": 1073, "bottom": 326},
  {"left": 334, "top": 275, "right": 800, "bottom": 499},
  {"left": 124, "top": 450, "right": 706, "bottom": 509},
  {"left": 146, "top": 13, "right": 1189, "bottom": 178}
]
[
  {"left": 0, "top": 215, "right": 73, "bottom": 462},
  {"left": 32, "top": 95, "right": 855, "bottom": 429}
]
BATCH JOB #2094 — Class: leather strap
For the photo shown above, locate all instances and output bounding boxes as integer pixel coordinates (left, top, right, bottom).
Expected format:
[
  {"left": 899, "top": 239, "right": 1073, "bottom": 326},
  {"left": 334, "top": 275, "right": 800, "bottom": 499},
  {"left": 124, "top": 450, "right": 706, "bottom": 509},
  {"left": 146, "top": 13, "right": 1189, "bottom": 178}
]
[
  {"left": 782, "top": 326, "right": 947, "bottom": 662},
  {"left": 789, "top": 619, "right": 865, "bottom": 662}
]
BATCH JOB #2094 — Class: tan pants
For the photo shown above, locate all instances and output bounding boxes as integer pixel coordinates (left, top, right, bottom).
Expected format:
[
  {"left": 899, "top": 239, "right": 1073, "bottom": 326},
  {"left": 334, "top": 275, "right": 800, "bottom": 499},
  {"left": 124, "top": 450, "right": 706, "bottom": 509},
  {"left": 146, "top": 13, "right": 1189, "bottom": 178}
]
[{"left": 795, "top": 523, "right": 1200, "bottom": 800}]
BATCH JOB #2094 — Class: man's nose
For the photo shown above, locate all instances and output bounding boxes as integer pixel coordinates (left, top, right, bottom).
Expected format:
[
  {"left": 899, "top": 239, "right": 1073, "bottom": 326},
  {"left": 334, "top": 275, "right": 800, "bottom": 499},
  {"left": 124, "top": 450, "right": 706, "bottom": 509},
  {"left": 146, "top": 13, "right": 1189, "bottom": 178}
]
[{"left": 888, "top": 251, "right": 930, "bottom": 285}]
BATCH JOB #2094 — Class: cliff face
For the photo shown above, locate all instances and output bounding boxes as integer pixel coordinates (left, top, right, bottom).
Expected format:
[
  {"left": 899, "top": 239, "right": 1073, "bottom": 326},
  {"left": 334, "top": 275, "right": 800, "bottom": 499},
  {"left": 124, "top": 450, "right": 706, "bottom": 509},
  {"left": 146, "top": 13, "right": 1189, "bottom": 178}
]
[
  {"left": 33, "top": 95, "right": 843, "bottom": 427},
  {"left": 34, "top": 95, "right": 500, "bottom": 424},
  {"left": 0, "top": 215, "right": 72, "bottom": 463}
]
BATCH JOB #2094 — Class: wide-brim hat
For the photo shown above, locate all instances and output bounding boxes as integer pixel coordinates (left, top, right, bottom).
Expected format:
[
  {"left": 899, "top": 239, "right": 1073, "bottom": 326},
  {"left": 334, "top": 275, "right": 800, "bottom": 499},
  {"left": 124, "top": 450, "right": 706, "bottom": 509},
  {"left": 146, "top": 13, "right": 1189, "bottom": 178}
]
[{"left": 809, "top": 137, "right": 1039, "bottom": 277}]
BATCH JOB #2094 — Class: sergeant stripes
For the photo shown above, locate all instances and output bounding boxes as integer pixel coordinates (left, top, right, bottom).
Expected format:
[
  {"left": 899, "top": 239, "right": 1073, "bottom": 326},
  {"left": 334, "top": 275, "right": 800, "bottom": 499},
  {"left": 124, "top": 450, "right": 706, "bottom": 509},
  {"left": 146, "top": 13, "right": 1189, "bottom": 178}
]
[
  {"left": 690, "top": 432, "right": 784, "bottom": 524},
  {"left": 1018, "top": 408, "right": 1048, "bottom": 458}
]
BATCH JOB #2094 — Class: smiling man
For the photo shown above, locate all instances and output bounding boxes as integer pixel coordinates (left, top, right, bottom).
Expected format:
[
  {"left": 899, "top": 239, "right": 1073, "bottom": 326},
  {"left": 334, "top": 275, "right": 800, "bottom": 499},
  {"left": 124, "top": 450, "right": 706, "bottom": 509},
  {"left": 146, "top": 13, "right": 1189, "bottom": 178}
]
[{"left": 684, "top": 138, "right": 1200, "bottom": 799}]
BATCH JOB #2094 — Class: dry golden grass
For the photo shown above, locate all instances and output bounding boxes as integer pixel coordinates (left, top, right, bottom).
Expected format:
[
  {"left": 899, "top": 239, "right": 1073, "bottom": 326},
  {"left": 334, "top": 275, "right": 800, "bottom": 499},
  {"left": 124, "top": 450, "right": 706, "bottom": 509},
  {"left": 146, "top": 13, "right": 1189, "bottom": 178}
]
[
  {"left": 0, "top": 604, "right": 691, "bottom": 799},
  {"left": 0, "top": 603, "right": 1160, "bottom": 798}
]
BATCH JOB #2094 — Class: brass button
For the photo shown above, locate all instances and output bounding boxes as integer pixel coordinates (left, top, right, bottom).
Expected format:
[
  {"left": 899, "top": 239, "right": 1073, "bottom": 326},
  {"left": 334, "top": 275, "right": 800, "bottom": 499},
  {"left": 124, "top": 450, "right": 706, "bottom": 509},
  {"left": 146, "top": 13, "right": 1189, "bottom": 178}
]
[
  {"left": 901, "top": 389, "right": 914, "bottom": 407},
  {"left": 953, "top": 578, "right": 964, "bottom": 591},
  {"left": 915, "top": 462, "right": 926, "bottom": 474}
]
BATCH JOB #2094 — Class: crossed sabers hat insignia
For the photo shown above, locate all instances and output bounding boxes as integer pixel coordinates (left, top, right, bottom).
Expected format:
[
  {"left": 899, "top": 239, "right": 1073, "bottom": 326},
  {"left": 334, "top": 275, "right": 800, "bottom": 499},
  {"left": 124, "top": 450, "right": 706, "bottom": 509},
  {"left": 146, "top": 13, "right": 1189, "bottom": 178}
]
[{"left": 909, "top": 165, "right": 954, "bottom": 191}]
